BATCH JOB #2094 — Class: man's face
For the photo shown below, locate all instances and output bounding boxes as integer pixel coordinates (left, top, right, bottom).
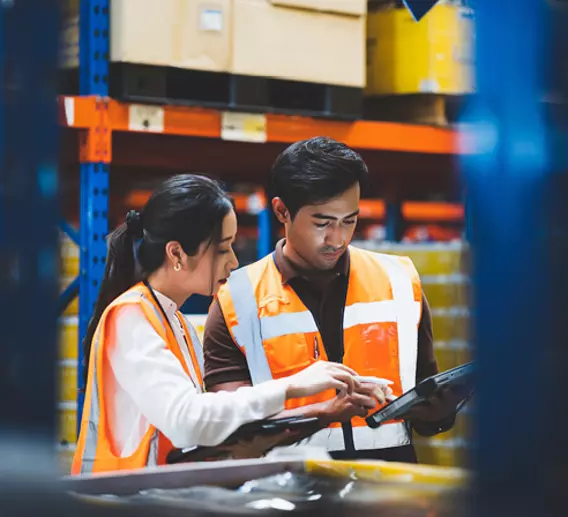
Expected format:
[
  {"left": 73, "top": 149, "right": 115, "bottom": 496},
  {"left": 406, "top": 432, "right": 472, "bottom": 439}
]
[{"left": 274, "top": 183, "right": 360, "bottom": 271}]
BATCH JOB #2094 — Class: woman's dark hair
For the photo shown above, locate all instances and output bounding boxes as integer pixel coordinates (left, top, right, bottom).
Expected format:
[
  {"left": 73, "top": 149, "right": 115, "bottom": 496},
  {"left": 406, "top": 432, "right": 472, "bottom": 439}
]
[
  {"left": 269, "top": 136, "right": 368, "bottom": 219},
  {"left": 82, "top": 174, "right": 233, "bottom": 381}
]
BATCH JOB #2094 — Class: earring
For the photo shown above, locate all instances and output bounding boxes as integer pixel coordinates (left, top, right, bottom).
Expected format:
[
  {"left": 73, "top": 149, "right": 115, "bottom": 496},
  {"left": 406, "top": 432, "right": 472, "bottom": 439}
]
[{"left": 174, "top": 263, "right": 181, "bottom": 272}]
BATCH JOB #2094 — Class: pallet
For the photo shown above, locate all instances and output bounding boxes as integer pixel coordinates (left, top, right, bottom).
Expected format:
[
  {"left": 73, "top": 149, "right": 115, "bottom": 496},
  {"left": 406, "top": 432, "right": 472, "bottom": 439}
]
[
  {"left": 364, "top": 94, "right": 472, "bottom": 127},
  {"left": 95, "top": 64, "right": 363, "bottom": 120}
]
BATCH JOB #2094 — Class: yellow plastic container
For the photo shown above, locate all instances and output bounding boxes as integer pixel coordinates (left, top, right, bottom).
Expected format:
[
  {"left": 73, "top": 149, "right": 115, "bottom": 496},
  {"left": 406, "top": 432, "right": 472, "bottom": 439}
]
[
  {"left": 58, "top": 363, "right": 78, "bottom": 403},
  {"left": 422, "top": 279, "right": 470, "bottom": 309},
  {"left": 60, "top": 276, "right": 79, "bottom": 316},
  {"left": 431, "top": 308, "right": 470, "bottom": 342},
  {"left": 414, "top": 438, "right": 470, "bottom": 468},
  {"left": 58, "top": 404, "right": 77, "bottom": 447},
  {"left": 58, "top": 316, "right": 79, "bottom": 361},
  {"left": 366, "top": 2, "right": 475, "bottom": 95},
  {"left": 60, "top": 232, "right": 79, "bottom": 278}
]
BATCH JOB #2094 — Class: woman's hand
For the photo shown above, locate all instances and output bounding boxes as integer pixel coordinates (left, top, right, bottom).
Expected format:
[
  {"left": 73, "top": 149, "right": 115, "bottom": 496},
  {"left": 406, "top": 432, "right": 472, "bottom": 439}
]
[{"left": 284, "top": 361, "right": 359, "bottom": 400}]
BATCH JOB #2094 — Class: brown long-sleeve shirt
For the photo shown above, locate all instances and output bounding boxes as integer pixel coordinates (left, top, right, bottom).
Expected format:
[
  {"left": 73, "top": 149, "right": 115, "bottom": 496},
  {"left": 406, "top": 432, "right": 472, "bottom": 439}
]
[{"left": 203, "top": 240, "right": 453, "bottom": 462}]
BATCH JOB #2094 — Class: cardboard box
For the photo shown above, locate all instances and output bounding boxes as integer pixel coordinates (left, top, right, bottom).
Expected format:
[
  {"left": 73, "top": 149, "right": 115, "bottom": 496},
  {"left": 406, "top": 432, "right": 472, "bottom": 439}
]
[
  {"left": 61, "top": 0, "right": 366, "bottom": 87},
  {"left": 366, "top": 3, "right": 475, "bottom": 95},
  {"left": 111, "top": 0, "right": 232, "bottom": 72},
  {"left": 271, "top": 0, "right": 366, "bottom": 16},
  {"left": 233, "top": 0, "right": 366, "bottom": 87}
]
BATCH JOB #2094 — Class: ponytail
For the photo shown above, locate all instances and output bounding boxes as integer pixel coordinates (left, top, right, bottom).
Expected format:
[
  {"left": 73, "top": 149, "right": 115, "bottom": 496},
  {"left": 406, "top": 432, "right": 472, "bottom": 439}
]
[
  {"left": 81, "top": 175, "right": 233, "bottom": 384},
  {"left": 82, "top": 211, "right": 141, "bottom": 383}
]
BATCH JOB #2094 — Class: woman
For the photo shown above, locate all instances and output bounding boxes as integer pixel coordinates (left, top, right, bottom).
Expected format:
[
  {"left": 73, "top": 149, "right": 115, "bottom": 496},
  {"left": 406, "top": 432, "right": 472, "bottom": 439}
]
[{"left": 72, "top": 174, "right": 360, "bottom": 475}]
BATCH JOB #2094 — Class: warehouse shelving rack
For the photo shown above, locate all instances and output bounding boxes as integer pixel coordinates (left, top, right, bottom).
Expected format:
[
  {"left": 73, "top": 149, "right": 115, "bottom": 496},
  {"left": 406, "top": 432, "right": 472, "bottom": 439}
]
[{"left": 57, "top": 0, "right": 472, "bottom": 427}]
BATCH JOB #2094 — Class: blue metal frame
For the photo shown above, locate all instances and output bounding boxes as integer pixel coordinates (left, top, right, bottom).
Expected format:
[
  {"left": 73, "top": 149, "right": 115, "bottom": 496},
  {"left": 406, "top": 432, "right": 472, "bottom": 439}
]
[
  {"left": 257, "top": 207, "right": 272, "bottom": 259},
  {"left": 58, "top": 220, "right": 80, "bottom": 245},
  {"left": 464, "top": 0, "right": 568, "bottom": 514},
  {"left": 385, "top": 200, "right": 403, "bottom": 242},
  {"left": 76, "top": 0, "right": 110, "bottom": 423},
  {"left": 0, "top": 0, "right": 60, "bottom": 440}
]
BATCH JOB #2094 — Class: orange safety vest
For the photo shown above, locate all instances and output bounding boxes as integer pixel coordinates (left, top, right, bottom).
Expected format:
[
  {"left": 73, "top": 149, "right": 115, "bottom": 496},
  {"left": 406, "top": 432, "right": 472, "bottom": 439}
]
[
  {"left": 71, "top": 283, "right": 204, "bottom": 475},
  {"left": 216, "top": 246, "right": 422, "bottom": 452}
]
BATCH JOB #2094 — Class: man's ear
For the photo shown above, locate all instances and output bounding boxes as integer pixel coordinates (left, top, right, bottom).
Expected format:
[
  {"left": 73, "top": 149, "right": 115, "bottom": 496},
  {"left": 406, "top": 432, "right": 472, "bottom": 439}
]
[{"left": 272, "top": 197, "right": 290, "bottom": 224}]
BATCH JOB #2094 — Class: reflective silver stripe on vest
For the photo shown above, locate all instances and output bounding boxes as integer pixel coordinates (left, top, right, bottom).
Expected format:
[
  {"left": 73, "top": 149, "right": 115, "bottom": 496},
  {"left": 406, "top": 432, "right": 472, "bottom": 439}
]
[
  {"left": 146, "top": 431, "right": 160, "bottom": 467},
  {"left": 292, "top": 421, "right": 410, "bottom": 452},
  {"left": 79, "top": 291, "right": 170, "bottom": 473},
  {"left": 227, "top": 251, "right": 420, "bottom": 453},
  {"left": 374, "top": 254, "right": 419, "bottom": 394},
  {"left": 260, "top": 310, "right": 318, "bottom": 340},
  {"left": 184, "top": 319, "right": 205, "bottom": 374},
  {"left": 227, "top": 268, "right": 273, "bottom": 385}
]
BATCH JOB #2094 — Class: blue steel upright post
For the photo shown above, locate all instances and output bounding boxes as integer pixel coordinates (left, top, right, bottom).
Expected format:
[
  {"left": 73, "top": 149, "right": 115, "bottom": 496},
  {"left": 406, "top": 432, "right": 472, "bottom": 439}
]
[
  {"left": 78, "top": 0, "right": 110, "bottom": 423},
  {"left": 0, "top": 0, "right": 60, "bottom": 453},
  {"left": 465, "top": 0, "right": 568, "bottom": 516}
]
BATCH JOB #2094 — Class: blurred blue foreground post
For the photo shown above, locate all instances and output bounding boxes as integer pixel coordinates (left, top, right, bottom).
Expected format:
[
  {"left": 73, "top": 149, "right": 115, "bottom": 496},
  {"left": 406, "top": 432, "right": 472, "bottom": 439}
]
[
  {"left": 466, "top": 0, "right": 568, "bottom": 516},
  {"left": 0, "top": 0, "right": 61, "bottom": 509}
]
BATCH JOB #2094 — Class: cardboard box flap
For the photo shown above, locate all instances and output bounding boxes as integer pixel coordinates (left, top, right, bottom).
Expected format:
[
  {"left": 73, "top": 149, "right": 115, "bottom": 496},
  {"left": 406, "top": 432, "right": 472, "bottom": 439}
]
[{"left": 270, "top": 0, "right": 366, "bottom": 17}]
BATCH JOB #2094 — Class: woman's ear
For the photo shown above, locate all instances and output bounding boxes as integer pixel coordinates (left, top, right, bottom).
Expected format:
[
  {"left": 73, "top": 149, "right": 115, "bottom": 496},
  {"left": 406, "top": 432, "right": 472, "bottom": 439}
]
[{"left": 165, "top": 241, "right": 185, "bottom": 270}]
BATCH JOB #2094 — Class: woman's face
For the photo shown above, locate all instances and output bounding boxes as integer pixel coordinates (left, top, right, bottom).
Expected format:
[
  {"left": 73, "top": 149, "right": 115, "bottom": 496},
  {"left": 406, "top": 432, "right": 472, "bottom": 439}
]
[{"left": 188, "top": 209, "right": 239, "bottom": 297}]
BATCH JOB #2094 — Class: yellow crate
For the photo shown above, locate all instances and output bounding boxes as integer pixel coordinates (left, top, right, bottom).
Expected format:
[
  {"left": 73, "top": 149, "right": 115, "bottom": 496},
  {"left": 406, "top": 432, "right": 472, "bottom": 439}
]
[
  {"left": 60, "top": 232, "right": 79, "bottom": 278},
  {"left": 58, "top": 447, "right": 75, "bottom": 474},
  {"left": 431, "top": 309, "right": 470, "bottom": 342},
  {"left": 365, "top": 243, "right": 469, "bottom": 276},
  {"left": 58, "top": 316, "right": 79, "bottom": 361},
  {"left": 60, "top": 276, "right": 79, "bottom": 316},
  {"left": 58, "top": 363, "right": 78, "bottom": 403},
  {"left": 414, "top": 439, "right": 470, "bottom": 468},
  {"left": 58, "top": 405, "right": 77, "bottom": 447},
  {"left": 434, "top": 342, "right": 472, "bottom": 372},
  {"left": 366, "top": 2, "right": 475, "bottom": 96},
  {"left": 422, "top": 279, "right": 470, "bottom": 309}
]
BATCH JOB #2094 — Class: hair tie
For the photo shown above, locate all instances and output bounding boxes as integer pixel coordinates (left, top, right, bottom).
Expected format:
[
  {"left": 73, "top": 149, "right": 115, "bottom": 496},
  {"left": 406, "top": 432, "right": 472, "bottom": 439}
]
[{"left": 125, "top": 210, "right": 143, "bottom": 239}]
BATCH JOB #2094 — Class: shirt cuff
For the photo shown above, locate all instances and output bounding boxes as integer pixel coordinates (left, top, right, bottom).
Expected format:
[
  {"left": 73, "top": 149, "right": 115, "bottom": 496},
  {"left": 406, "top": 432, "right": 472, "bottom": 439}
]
[{"left": 257, "top": 379, "right": 287, "bottom": 417}]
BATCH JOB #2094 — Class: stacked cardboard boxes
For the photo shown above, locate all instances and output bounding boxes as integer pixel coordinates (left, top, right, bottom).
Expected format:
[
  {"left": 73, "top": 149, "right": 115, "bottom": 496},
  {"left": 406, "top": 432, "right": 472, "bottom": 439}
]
[{"left": 62, "top": 0, "right": 367, "bottom": 88}]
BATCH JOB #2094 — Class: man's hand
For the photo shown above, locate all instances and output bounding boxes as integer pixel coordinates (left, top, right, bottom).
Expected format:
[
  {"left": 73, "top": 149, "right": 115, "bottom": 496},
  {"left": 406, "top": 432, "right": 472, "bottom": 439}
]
[
  {"left": 317, "top": 390, "right": 377, "bottom": 426},
  {"left": 402, "top": 385, "right": 465, "bottom": 423},
  {"left": 220, "top": 431, "right": 293, "bottom": 459}
]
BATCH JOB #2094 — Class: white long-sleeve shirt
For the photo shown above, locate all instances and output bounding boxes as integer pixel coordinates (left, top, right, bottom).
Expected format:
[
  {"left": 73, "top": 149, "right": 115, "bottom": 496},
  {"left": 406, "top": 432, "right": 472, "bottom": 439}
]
[{"left": 104, "top": 290, "right": 286, "bottom": 456}]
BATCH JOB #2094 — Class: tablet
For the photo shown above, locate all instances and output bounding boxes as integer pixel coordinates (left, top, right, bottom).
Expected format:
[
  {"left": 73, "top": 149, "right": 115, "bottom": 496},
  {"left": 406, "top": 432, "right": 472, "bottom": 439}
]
[
  {"left": 365, "top": 361, "right": 475, "bottom": 429},
  {"left": 166, "top": 416, "right": 320, "bottom": 464}
]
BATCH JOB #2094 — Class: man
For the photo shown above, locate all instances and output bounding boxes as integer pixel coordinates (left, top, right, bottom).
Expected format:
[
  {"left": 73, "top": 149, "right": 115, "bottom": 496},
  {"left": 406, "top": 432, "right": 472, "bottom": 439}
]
[{"left": 203, "top": 137, "right": 461, "bottom": 462}]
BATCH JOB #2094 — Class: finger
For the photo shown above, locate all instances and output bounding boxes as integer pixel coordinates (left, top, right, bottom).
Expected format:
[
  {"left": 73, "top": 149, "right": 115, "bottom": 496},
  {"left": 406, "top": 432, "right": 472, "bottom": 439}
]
[
  {"left": 350, "top": 393, "right": 378, "bottom": 409},
  {"left": 331, "top": 371, "right": 355, "bottom": 394},
  {"left": 329, "top": 362, "right": 358, "bottom": 377},
  {"left": 328, "top": 378, "right": 350, "bottom": 394},
  {"left": 354, "top": 382, "right": 376, "bottom": 396},
  {"left": 354, "top": 405, "right": 369, "bottom": 418},
  {"left": 373, "top": 387, "right": 386, "bottom": 405}
]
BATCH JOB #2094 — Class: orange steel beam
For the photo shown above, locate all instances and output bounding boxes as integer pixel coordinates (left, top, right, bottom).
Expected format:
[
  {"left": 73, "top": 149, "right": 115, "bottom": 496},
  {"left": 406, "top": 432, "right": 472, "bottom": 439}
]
[{"left": 60, "top": 96, "right": 468, "bottom": 156}]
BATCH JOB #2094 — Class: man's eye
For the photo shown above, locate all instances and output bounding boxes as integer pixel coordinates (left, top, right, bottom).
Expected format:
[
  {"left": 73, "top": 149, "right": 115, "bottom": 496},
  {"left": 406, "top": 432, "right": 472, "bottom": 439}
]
[{"left": 315, "top": 223, "right": 329, "bottom": 228}]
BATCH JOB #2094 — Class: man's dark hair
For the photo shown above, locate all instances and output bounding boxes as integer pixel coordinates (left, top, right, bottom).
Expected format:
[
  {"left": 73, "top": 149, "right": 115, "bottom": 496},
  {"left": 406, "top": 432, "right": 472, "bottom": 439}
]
[{"left": 269, "top": 136, "right": 368, "bottom": 219}]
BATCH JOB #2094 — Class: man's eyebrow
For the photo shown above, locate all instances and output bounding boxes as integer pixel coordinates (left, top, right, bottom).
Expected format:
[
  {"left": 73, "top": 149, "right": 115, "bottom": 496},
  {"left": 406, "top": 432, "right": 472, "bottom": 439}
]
[{"left": 311, "top": 210, "right": 360, "bottom": 220}]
